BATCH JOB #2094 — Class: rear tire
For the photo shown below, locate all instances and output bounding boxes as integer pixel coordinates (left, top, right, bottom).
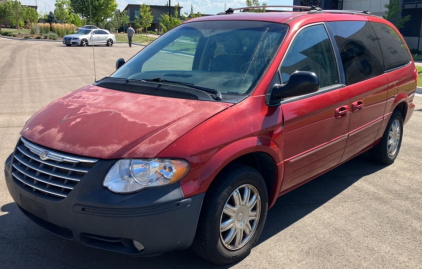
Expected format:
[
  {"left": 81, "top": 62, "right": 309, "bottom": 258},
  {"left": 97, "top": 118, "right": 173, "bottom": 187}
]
[
  {"left": 369, "top": 110, "right": 403, "bottom": 164},
  {"left": 106, "top": 39, "right": 113, "bottom": 46},
  {"left": 66, "top": 44, "right": 71, "bottom": 46},
  {"left": 192, "top": 163, "right": 268, "bottom": 265}
]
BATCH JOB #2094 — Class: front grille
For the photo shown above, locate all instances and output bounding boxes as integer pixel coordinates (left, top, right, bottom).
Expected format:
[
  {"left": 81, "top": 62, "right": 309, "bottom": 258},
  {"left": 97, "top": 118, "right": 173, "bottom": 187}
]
[{"left": 11, "top": 137, "right": 98, "bottom": 201}]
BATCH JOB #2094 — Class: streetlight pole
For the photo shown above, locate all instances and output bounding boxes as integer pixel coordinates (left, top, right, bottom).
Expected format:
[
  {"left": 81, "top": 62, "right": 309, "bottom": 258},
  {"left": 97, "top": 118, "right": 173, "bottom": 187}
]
[{"left": 169, "top": 0, "right": 171, "bottom": 17}]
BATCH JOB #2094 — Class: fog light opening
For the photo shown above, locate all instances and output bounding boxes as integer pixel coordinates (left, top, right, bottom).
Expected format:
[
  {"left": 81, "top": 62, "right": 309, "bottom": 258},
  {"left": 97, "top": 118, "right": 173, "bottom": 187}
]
[{"left": 133, "top": 240, "right": 145, "bottom": 252}]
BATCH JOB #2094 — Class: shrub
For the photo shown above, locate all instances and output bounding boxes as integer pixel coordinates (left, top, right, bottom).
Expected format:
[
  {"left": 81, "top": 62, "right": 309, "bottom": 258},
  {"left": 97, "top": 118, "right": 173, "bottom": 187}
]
[
  {"left": 51, "top": 23, "right": 77, "bottom": 37},
  {"left": 410, "top": 48, "right": 421, "bottom": 54},
  {"left": 24, "top": 35, "right": 31, "bottom": 39},
  {"left": 37, "top": 23, "right": 50, "bottom": 34},
  {"left": 6, "top": 32, "right": 14, "bottom": 36},
  {"left": 35, "top": 36, "right": 41, "bottom": 39},
  {"left": 12, "top": 33, "right": 17, "bottom": 37}
]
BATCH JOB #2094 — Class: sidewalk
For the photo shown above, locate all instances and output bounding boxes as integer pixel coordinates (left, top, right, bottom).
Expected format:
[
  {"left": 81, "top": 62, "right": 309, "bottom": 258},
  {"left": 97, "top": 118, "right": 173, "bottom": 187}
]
[{"left": 415, "top": 61, "right": 422, "bottom": 67}]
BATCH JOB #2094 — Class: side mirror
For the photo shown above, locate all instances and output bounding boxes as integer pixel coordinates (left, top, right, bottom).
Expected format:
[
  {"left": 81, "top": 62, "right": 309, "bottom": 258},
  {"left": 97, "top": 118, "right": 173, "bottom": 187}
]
[
  {"left": 272, "top": 71, "right": 319, "bottom": 100},
  {"left": 116, "top": 58, "right": 125, "bottom": 70}
]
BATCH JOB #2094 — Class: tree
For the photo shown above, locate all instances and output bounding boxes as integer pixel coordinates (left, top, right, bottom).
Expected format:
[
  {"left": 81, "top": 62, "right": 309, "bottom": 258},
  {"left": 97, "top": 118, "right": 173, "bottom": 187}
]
[
  {"left": 120, "top": 10, "right": 129, "bottom": 32},
  {"left": 38, "top": 11, "right": 48, "bottom": 20},
  {"left": 54, "top": 0, "right": 71, "bottom": 23},
  {"left": 68, "top": 13, "right": 83, "bottom": 27},
  {"left": 137, "top": 3, "right": 153, "bottom": 39},
  {"left": 245, "top": 0, "right": 267, "bottom": 13},
  {"left": 70, "top": 0, "right": 117, "bottom": 26},
  {"left": 181, "top": 4, "right": 201, "bottom": 20},
  {"left": 0, "top": 2, "right": 11, "bottom": 31},
  {"left": 159, "top": 4, "right": 181, "bottom": 33},
  {"left": 23, "top": 6, "right": 38, "bottom": 27},
  {"left": 46, "top": 11, "right": 59, "bottom": 23},
  {"left": 383, "top": 0, "right": 410, "bottom": 29},
  {"left": 9, "top": 0, "right": 23, "bottom": 31},
  {"left": 109, "top": 10, "right": 121, "bottom": 32}
]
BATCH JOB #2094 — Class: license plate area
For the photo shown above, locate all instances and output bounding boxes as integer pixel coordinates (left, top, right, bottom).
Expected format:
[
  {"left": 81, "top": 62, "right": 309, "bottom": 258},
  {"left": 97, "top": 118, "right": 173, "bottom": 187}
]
[{"left": 20, "top": 195, "right": 48, "bottom": 221}]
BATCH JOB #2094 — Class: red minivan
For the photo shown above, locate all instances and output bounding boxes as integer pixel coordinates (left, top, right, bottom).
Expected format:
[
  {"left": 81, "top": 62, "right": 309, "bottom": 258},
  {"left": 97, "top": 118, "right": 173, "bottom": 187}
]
[{"left": 4, "top": 7, "right": 417, "bottom": 265}]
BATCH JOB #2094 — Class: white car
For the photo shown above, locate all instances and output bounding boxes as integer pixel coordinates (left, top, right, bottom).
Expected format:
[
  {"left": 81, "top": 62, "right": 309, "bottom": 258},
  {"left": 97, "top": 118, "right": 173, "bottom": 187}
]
[{"left": 63, "top": 29, "right": 116, "bottom": 47}]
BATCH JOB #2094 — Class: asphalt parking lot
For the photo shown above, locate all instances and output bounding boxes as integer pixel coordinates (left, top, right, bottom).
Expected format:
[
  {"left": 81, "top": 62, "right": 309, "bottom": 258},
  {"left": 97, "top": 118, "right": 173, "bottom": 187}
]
[{"left": 0, "top": 38, "right": 421, "bottom": 268}]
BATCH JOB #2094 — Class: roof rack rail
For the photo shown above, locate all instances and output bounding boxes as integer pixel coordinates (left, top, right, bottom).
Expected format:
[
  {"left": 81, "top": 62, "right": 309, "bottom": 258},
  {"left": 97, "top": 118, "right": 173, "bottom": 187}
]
[
  {"left": 217, "top": 6, "right": 378, "bottom": 17},
  {"left": 320, "top": 9, "right": 372, "bottom": 15},
  {"left": 218, "top": 5, "right": 315, "bottom": 15}
]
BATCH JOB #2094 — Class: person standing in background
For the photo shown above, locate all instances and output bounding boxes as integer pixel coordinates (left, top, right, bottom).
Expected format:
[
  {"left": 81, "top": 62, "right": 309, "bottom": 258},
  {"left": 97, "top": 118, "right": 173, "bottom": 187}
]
[{"left": 127, "top": 24, "right": 135, "bottom": 47}]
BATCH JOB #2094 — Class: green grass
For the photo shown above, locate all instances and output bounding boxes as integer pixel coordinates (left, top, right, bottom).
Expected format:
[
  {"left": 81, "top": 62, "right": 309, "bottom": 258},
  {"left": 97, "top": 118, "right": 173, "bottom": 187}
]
[
  {"left": 115, "top": 34, "right": 156, "bottom": 45},
  {"left": 417, "top": 66, "right": 422, "bottom": 87},
  {"left": 0, "top": 28, "right": 30, "bottom": 34}
]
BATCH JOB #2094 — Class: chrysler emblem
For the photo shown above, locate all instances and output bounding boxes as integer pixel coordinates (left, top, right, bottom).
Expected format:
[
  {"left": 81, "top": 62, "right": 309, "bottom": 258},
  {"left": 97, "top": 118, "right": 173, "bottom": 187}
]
[{"left": 40, "top": 150, "right": 49, "bottom": 161}]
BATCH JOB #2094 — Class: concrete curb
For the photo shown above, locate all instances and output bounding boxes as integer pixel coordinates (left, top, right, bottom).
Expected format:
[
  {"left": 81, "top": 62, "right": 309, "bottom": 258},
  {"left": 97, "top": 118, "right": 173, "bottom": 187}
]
[
  {"left": 115, "top": 42, "right": 145, "bottom": 47},
  {"left": 0, "top": 36, "right": 62, "bottom": 42},
  {"left": 1, "top": 36, "right": 146, "bottom": 47}
]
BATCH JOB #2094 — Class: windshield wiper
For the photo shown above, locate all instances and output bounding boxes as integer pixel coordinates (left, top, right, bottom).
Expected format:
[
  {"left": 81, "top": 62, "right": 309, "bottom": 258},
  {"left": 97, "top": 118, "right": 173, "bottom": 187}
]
[{"left": 142, "top": 78, "right": 222, "bottom": 101}]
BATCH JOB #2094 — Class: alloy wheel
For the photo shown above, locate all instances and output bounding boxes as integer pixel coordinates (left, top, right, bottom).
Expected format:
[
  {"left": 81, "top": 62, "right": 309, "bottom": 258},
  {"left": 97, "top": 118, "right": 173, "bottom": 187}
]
[
  {"left": 387, "top": 119, "right": 401, "bottom": 157},
  {"left": 219, "top": 184, "right": 261, "bottom": 250}
]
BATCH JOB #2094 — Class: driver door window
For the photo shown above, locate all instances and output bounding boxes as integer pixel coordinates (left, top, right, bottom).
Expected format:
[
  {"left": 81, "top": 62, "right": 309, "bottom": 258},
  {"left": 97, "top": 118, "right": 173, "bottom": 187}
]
[{"left": 280, "top": 24, "right": 339, "bottom": 89}]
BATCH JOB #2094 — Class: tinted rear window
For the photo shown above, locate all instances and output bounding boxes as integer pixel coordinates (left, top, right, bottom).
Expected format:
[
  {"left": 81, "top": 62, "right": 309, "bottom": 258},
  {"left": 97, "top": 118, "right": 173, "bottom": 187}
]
[
  {"left": 371, "top": 22, "right": 411, "bottom": 70},
  {"left": 327, "top": 21, "right": 384, "bottom": 85}
]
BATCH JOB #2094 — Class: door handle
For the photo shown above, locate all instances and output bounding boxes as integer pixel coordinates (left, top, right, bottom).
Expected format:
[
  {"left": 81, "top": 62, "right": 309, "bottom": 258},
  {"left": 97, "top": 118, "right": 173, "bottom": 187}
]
[
  {"left": 352, "top": 100, "right": 364, "bottom": 112},
  {"left": 335, "top": 105, "right": 349, "bottom": 118}
]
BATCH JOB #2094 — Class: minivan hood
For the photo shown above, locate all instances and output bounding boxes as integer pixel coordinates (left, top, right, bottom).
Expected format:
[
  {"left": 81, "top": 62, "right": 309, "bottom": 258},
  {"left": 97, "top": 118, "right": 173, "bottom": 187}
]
[{"left": 21, "top": 85, "right": 231, "bottom": 159}]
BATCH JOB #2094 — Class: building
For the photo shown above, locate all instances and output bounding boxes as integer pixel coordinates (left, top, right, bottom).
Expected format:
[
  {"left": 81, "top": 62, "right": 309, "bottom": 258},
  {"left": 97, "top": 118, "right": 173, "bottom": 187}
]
[
  {"left": 400, "top": 0, "right": 422, "bottom": 51},
  {"left": 293, "top": 0, "right": 344, "bottom": 10},
  {"left": 22, "top": 5, "right": 38, "bottom": 11},
  {"left": 123, "top": 4, "right": 182, "bottom": 31}
]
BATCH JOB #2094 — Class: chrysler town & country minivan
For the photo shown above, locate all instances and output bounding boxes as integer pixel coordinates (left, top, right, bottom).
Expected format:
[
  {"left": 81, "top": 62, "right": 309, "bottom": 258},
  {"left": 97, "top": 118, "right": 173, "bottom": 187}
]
[{"left": 4, "top": 7, "right": 417, "bottom": 265}]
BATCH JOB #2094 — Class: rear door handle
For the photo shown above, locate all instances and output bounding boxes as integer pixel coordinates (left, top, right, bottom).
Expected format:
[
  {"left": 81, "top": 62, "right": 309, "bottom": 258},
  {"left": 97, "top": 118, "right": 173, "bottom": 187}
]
[
  {"left": 352, "top": 100, "right": 364, "bottom": 112},
  {"left": 335, "top": 105, "right": 349, "bottom": 118}
]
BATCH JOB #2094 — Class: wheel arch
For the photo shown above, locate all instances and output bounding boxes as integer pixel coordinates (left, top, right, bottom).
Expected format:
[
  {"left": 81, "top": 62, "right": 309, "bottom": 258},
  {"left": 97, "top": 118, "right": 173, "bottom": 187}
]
[
  {"left": 394, "top": 100, "right": 408, "bottom": 122},
  {"left": 182, "top": 137, "right": 283, "bottom": 209},
  {"left": 392, "top": 92, "right": 408, "bottom": 121}
]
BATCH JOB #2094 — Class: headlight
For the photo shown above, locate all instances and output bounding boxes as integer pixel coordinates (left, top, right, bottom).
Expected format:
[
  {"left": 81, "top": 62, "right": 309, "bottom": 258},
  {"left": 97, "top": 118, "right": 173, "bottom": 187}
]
[{"left": 103, "top": 159, "right": 189, "bottom": 193}]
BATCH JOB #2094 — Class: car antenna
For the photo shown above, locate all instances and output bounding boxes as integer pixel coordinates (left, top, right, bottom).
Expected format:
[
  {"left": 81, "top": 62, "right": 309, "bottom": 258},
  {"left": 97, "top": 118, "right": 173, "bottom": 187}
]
[{"left": 88, "top": 0, "right": 97, "bottom": 82}]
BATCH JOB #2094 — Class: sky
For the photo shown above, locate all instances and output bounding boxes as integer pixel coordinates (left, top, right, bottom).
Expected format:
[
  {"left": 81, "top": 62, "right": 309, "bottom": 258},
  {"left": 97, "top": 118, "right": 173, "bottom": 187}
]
[{"left": 20, "top": 0, "right": 293, "bottom": 16}]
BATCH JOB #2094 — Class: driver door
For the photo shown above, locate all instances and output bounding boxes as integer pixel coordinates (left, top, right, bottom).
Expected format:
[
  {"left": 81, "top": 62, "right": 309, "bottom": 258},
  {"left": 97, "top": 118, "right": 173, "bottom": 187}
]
[
  {"left": 91, "top": 30, "right": 100, "bottom": 45},
  {"left": 278, "top": 23, "right": 350, "bottom": 192}
]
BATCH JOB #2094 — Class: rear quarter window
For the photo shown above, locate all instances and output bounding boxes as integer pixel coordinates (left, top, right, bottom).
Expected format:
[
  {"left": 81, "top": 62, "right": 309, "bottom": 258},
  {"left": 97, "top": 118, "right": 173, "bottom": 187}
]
[
  {"left": 327, "top": 21, "right": 384, "bottom": 85},
  {"left": 371, "top": 22, "right": 411, "bottom": 70}
]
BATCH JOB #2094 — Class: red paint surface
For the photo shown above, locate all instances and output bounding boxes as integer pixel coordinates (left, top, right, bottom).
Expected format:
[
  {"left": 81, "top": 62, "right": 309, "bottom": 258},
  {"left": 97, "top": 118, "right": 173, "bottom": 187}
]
[
  {"left": 21, "top": 85, "right": 231, "bottom": 159},
  {"left": 20, "top": 12, "right": 417, "bottom": 209}
]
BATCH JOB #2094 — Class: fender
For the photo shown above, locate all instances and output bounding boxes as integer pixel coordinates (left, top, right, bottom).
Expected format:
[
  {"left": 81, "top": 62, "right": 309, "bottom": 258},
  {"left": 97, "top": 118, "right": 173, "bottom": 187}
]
[
  {"left": 391, "top": 91, "right": 408, "bottom": 116},
  {"left": 179, "top": 136, "right": 283, "bottom": 207},
  {"left": 374, "top": 92, "right": 410, "bottom": 144}
]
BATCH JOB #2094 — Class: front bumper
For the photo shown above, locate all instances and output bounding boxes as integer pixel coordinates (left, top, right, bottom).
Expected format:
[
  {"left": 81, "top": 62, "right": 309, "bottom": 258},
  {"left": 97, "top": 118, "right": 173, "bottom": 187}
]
[
  {"left": 4, "top": 154, "right": 204, "bottom": 255},
  {"left": 63, "top": 39, "right": 81, "bottom": 45}
]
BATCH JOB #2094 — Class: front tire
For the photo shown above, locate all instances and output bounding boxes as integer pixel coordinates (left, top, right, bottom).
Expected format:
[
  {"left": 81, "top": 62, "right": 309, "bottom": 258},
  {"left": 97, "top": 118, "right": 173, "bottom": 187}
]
[
  {"left": 80, "top": 39, "right": 88, "bottom": 46},
  {"left": 370, "top": 110, "right": 403, "bottom": 164},
  {"left": 192, "top": 164, "right": 268, "bottom": 265}
]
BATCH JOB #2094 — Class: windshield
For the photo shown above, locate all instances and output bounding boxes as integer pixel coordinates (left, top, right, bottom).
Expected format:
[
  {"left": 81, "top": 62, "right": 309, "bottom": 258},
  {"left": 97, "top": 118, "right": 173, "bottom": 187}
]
[
  {"left": 77, "top": 30, "right": 91, "bottom": 35},
  {"left": 112, "top": 21, "right": 287, "bottom": 95}
]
